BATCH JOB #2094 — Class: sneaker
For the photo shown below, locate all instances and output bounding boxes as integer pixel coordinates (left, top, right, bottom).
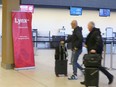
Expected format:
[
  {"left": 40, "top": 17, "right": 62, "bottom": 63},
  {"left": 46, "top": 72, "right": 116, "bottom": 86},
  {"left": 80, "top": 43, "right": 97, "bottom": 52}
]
[
  {"left": 80, "top": 81, "right": 85, "bottom": 85},
  {"left": 108, "top": 75, "right": 114, "bottom": 85},
  {"left": 68, "top": 75, "right": 78, "bottom": 80}
]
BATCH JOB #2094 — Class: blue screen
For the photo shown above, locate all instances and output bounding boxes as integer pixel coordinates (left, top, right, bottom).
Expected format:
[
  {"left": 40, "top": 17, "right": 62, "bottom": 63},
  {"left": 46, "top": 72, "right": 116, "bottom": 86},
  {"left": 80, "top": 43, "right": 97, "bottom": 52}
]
[
  {"left": 70, "top": 7, "right": 82, "bottom": 16},
  {"left": 99, "top": 9, "right": 110, "bottom": 17}
]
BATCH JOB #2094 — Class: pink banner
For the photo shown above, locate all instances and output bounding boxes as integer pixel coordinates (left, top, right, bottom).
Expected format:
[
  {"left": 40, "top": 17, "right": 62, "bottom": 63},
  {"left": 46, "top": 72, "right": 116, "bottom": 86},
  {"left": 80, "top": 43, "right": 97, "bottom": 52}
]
[{"left": 12, "top": 12, "right": 35, "bottom": 69}]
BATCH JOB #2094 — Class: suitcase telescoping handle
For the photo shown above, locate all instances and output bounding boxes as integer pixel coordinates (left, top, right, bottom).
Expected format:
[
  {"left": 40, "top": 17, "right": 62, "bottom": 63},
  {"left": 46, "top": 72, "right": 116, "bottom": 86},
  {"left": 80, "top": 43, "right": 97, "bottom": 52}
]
[
  {"left": 62, "top": 46, "right": 65, "bottom": 60},
  {"left": 59, "top": 44, "right": 62, "bottom": 60},
  {"left": 59, "top": 44, "right": 66, "bottom": 60}
]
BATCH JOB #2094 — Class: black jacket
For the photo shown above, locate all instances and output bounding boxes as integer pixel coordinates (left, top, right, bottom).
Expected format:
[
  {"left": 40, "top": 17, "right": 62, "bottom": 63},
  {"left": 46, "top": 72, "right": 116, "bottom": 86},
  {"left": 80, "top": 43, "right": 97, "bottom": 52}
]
[
  {"left": 85, "top": 28, "right": 103, "bottom": 54},
  {"left": 65, "top": 26, "right": 83, "bottom": 50}
]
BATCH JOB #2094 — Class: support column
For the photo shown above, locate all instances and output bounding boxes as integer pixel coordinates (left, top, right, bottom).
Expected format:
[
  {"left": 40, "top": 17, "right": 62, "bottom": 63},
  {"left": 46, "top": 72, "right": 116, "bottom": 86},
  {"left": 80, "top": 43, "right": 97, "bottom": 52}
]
[{"left": 1, "top": 0, "right": 20, "bottom": 69}]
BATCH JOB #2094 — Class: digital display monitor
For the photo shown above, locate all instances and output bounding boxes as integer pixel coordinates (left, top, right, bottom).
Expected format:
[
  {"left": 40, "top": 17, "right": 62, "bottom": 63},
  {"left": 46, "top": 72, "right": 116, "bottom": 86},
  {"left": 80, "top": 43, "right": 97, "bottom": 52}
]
[
  {"left": 99, "top": 9, "right": 110, "bottom": 17},
  {"left": 70, "top": 7, "right": 82, "bottom": 16}
]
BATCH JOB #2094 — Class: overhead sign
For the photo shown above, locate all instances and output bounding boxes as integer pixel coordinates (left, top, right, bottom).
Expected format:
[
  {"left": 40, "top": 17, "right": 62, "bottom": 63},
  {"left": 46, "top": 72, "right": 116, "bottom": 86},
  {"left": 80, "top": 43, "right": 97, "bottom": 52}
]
[{"left": 20, "top": 5, "right": 34, "bottom": 13}]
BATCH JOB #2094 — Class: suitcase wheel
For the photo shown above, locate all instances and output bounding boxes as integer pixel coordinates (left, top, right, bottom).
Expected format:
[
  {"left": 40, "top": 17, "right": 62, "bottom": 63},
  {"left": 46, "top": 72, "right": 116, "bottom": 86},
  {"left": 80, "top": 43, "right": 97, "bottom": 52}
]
[
  {"left": 65, "top": 74, "right": 67, "bottom": 77},
  {"left": 56, "top": 74, "right": 59, "bottom": 77}
]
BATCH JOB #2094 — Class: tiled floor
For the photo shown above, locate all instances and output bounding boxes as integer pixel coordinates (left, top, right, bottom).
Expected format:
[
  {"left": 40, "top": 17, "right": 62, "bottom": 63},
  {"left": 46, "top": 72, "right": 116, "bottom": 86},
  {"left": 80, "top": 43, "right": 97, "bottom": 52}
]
[{"left": 0, "top": 49, "right": 116, "bottom": 87}]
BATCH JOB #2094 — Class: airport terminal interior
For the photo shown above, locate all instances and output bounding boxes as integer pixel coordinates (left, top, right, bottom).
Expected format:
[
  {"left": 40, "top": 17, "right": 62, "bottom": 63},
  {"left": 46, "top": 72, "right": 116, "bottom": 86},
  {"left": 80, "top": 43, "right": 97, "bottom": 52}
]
[{"left": 0, "top": 0, "right": 116, "bottom": 87}]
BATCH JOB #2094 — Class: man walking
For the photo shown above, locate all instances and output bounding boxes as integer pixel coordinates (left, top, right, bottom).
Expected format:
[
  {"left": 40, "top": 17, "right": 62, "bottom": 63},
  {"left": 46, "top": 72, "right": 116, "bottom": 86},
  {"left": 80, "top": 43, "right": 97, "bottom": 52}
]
[
  {"left": 81, "top": 21, "right": 114, "bottom": 85},
  {"left": 61, "top": 20, "right": 84, "bottom": 80}
]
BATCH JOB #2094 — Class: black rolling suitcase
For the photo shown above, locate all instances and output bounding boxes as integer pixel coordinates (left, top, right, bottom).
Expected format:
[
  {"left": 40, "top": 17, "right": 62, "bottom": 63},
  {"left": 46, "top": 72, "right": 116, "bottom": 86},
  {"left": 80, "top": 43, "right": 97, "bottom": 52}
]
[
  {"left": 55, "top": 60, "right": 68, "bottom": 77},
  {"left": 55, "top": 44, "right": 68, "bottom": 77},
  {"left": 85, "top": 68, "right": 99, "bottom": 87},
  {"left": 83, "top": 54, "right": 102, "bottom": 87}
]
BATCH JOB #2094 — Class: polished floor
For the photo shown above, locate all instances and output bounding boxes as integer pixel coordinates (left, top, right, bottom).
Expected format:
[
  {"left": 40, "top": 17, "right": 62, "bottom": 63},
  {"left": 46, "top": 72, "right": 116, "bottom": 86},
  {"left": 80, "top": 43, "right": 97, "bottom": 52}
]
[{"left": 0, "top": 49, "right": 116, "bottom": 87}]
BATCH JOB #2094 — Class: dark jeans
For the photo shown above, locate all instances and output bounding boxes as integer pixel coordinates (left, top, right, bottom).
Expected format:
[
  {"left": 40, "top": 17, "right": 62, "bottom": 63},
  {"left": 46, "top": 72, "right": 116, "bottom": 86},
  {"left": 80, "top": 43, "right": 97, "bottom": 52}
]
[
  {"left": 97, "top": 54, "right": 113, "bottom": 80},
  {"left": 99, "top": 66, "right": 113, "bottom": 80},
  {"left": 70, "top": 51, "right": 74, "bottom": 64},
  {"left": 85, "top": 65, "right": 113, "bottom": 81},
  {"left": 72, "top": 49, "right": 83, "bottom": 75}
]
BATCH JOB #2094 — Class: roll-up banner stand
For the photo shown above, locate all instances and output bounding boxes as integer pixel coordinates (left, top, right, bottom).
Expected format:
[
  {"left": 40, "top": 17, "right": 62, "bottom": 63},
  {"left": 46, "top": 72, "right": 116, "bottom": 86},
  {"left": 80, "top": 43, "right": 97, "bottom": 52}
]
[{"left": 12, "top": 11, "right": 35, "bottom": 70}]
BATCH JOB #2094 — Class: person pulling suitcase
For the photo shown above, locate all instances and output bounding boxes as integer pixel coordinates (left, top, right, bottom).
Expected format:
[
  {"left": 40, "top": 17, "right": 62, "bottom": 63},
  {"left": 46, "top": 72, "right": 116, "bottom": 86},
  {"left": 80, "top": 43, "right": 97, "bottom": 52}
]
[
  {"left": 55, "top": 42, "right": 68, "bottom": 77},
  {"left": 81, "top": 21, "right": 114, "bottom": 86},
  {"left": 61, "top": 20, "right": 84, "bottom": 80},
  {"left": 83, "top": 53, "right": 102, "bottom": 87}
]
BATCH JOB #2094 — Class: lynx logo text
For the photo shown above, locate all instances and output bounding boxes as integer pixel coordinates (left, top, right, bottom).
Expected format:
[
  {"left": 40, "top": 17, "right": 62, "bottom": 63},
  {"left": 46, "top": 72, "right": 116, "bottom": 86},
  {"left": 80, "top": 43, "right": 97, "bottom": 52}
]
[{"left": 15, "top": 18, "right": 29, "bottom": 25}]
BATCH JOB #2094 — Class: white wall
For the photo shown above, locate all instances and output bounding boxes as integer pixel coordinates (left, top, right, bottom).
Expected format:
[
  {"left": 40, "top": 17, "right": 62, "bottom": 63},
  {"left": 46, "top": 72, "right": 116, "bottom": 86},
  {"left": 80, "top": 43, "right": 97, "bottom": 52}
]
[
  {"left": 0, "top": 7, "right": 2, "bottom": 35},
  {"left": 0, "top": 7, "right": 2, "bottom": 56},
  {"left": 32, "top": 8, "right": 116, "bottom": 37},
  {"left": 0, "top": 7, "right": 116, "bottom": 36}
]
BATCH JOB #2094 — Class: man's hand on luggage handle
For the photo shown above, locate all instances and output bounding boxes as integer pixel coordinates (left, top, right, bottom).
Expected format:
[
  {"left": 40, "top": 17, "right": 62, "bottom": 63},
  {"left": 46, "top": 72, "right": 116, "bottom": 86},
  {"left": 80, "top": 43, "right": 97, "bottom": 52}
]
[
  {"left": 84, "top": 44, "right": 87, "bottom": 48},
  {"left": 73, "top": 47, "right": 78, "bottom": 52},
  {"left": 60, "top": 41, "right": 64, "bottom": 44},
  {"left": 90, "top": 49, "right": 96, "bottom": 53},
  {"left": 74, "top": 47, "right": 78, "bottom": 51}
]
